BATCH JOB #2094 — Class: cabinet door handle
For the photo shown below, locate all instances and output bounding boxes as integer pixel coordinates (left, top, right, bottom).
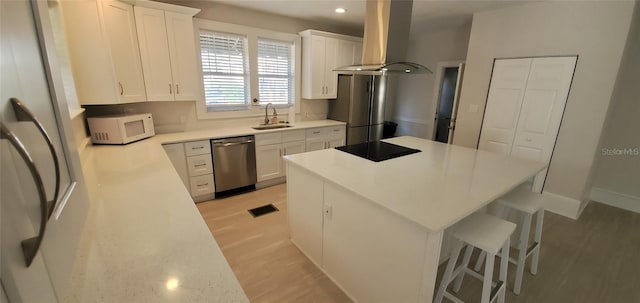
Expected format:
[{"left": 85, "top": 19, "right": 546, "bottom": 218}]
[
  {"left": 169, "top": 83, "right": 173, "bottom": 94},
  {"left": 11, "top": 98, "right": 60, "bottom": 219},
  {"left": 197, "top": 183, "right": 209, "bottom": 187},
  {"left": 118, "top": 82, "right": 124, "bottom": 95},
  {"left": 0, "top": 122, "right": 48, "bottom": 267},
  {"left": 194, "top": 163, "right": 207, "bottom": 167},
  {"left": 176, "top": 84, "right": 180, "bottom": 95}
]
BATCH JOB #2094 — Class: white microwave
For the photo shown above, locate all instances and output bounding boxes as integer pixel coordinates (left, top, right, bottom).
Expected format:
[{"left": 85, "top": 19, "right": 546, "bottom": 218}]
[{"left": 87, "top": 113, "right": 155, "bottom": 145}]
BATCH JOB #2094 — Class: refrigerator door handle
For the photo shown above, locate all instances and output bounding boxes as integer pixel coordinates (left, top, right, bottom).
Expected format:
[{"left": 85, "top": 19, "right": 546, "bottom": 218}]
[
  {"left": 10, "top": 97, "right": 60, "bottom": 218},
  {"left": 1, "top": 122, "right": 49, "bottom": 267}
]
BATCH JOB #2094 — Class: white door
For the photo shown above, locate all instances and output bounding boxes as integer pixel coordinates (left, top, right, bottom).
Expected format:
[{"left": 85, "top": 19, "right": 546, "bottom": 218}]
[
  {"left": 256, "top": 144, "right": 283, "bottom": 181},
  {"left": 478, "top": 58, "right": 532, "bottom": 155},
  {"left": 135, "top": 6, "right": 174, "bottom": 101},
  {"left": 165, "top": 11, "right": 199, "bottom": 101},
  {"left": 511, "top": 57, "right": 577, "bottom": 192},
  {"left": 100, "top": 0, "right": 147, "bottom": 102},
  {"left": 2, "top": 0, "right": 89, "bottom": 301},
  {"left": 310, "top": 35, "right": 326, "bottom": 98},
  {"left": 324, "top": 37, "right": 339, "bottom": 98},
  {"left": 306, "top": 137, "right": 326, "bottom": 152},
  {"left": 447, "top": 63, "right": 465, "bottom": 143},
  {"left": 479, "top": 56, "right": 577, "bottom": 192}
]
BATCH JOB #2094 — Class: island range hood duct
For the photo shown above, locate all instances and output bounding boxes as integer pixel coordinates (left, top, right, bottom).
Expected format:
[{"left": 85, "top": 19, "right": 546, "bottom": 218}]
[{"left": 334, "top": 0, "right": 432, "bottom": 75}]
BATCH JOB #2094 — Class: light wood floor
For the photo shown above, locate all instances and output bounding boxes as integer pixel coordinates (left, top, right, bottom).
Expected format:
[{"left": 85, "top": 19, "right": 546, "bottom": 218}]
[
  {"left": 196, "top": 184, "right": 351, "bottom": 303},
  {"left": 197, "top": 184, "right": 640, "bottom": 303}
]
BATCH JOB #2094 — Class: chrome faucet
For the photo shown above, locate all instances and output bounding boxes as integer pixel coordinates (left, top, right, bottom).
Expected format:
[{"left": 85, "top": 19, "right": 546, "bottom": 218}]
[{"left": 264, "top": 102, "right": 278, "bottom": 125}]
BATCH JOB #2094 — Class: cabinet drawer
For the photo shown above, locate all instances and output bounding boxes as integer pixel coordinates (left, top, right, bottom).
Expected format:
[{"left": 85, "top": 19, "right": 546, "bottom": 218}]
[
  {"left": 184, "top": 140, "right": 211, "bottom": 156},
  {"left": 306, "top": 127, "right": 324, "bottom": 139},
  {"left": 325, "top": 126, "right": 345, "bottom": 139},
  {"left": 282, "top": 129, "right": 305, "bottom": 142},
  {"left": 255, "top": 132, "right": 282, "bottom": 146},
  {"left": 187, "top": 154, "right": 213, "bottom": 176},
  {"left": 190, "top": 174, "right": 214, "bottom": 196}
]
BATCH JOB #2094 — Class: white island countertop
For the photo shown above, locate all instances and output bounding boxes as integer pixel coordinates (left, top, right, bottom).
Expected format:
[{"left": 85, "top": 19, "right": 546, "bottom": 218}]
[
  {"left": 68, "top": 119, "right": 345, "bottom": 302},
  {"left": 284, "top": 136, "right": 547, "bottom": 232}
]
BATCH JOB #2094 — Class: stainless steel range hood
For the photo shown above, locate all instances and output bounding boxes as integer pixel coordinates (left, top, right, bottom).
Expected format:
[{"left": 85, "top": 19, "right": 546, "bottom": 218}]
[{"left": 335, "top": 0, "right": 432, "bottom": 75}]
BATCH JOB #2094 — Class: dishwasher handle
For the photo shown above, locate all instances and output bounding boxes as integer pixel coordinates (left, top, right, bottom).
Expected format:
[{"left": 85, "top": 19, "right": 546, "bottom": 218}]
[{"left": 212, "top": 140, "right": 254, "bottom": 147}]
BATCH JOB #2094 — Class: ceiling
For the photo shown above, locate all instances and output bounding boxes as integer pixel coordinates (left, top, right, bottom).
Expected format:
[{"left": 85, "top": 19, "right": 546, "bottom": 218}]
[{"left": 205, "top": 0, "right": 528, "bottom": 33}]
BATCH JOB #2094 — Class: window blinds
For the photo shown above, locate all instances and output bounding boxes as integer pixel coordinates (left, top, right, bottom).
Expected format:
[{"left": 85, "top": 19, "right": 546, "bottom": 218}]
[
  {"left": 257, "top": 39, "right": 293, "bottom": 105},
  {"left": 199, "top": 30, "right": 249, "bottom": 107}
]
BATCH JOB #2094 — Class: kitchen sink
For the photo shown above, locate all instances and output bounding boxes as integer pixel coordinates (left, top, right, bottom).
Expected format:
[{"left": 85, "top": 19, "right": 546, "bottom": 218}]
[{"left": 252, "top": 124, "right": 293, "bottom": 130}]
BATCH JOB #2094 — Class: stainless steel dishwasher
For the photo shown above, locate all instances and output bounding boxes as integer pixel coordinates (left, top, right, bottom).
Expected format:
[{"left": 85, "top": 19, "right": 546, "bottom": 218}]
[{"left": 211, "top": 135, "right": 257, "bottom": 193}]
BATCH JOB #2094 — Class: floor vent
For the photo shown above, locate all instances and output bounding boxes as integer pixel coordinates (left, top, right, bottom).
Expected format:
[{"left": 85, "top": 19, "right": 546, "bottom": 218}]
[{"left": 248, "top": 204, "right": 279, "bottom": 218}]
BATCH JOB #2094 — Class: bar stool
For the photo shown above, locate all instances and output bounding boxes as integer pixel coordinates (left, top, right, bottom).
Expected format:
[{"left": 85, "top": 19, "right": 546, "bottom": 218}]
[
  {"left": 474, "top": 183, "right": 545, "bottom": 295},
  {"left": 435, "top": 212, "right": 516, "bottom": 303}
]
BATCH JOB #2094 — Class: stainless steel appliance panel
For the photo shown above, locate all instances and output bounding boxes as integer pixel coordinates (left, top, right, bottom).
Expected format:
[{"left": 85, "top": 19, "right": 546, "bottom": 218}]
[
  {"left": 347, "top": 75, "right": 372, "bottom": 127},
  {"left": 211, "top": 136, "right": 257, "bottom": 192},
  {"left": 370, "top": 76, "right": 387, "bottom": 125},
  {"left": 346, "top": 125, "right": 369, "bottom": 145},
  {"left": 369, "top": 123, "right": 384, "bottom": 142}
]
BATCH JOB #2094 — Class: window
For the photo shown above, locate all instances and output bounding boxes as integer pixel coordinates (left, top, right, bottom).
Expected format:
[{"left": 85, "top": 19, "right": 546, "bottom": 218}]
[
  {"left": 257, "top": 39, "right": 294, "bottom": 105},
  {"left": 195, "top": 19, "right": 301, "bottom": 118},
  {"left": 199, "top": 30, "right": 249, "bottom": 110}
]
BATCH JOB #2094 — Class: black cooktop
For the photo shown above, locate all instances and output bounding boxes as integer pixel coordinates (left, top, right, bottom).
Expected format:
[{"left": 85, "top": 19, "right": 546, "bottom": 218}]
[{"left": 335, "top": 141, "right": 421, "bottom": 162}]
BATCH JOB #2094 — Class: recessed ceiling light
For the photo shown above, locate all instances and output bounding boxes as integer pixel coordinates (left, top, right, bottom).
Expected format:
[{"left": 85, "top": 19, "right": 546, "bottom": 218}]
[{"left": 335, "top": 7, "right": 347, "bottom": 14}]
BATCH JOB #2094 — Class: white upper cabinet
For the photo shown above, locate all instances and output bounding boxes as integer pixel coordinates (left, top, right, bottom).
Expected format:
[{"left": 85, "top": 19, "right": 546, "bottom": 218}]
[
  {"left": 300, "top": 30, "right": 362, "bottom": 99},
  {"left": 134, "top": 6, "right": 199, "bottom": 102},
  {"left": 61, "top": 0, "right": 146, "bottom": 104},
  {"left": 101, "top": 1, "right": 147, "bottom": 103},
  {"left": 165, "top": 12, "right": 200, "bottom": 101}
]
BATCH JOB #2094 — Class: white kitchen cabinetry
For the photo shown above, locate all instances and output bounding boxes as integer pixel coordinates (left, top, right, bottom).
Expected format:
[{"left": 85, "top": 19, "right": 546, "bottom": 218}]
[
  {"left": 299, "top": 30, "right": 362, "bottom": 99},
  {"left": 256, "top": 130, "right": 306, "bottom": 182},
  {"left": 287, "top": 164, "right": 433, "bottom": 302},
  {"left": 163, "top": 140, "right": 214, "bottom": 202},
  {"left": 61, "top": 0, "right": 146, "bottom": 104},
  {"left": 134, "top": 6, "right": 199, "bottom": 101},
  {"left": 305, "top": 126, "right": 346, "bottom": 151},
  {"left": 287, "top": 164, "right": 324, "bottom": 266}
]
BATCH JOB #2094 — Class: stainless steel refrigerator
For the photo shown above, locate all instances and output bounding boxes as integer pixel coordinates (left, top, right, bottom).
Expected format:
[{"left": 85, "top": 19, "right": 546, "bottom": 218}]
[{"left": 328, "top": 74, "right": 387, "bottom": 145}]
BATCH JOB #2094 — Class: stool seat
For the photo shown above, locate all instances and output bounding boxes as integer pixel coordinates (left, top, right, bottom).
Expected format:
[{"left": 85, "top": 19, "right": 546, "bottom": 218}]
[
  {"left": 435, "top": 212, "right": 515, "bottom": 303},
  {"left": 455, "top": 213, "right": 517, "bottom": 254},
  {"left": 475, "top": 182, "right": 546, "bottom": 295},
  {"left": 497, "top": 184, "right": 544, "bottom": 214}
]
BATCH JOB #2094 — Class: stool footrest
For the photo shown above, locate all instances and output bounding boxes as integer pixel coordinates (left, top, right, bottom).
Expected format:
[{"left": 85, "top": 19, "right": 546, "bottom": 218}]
[
  {"left": 526, "top": 241, "right": 539, "bottom": 257},
  {"left": 489, "top": 281, "right": 505, "bottom": 303}
]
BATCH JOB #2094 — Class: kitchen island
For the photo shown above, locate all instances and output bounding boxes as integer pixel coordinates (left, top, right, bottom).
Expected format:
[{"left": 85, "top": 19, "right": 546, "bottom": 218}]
[{"left": 284, "top": 136, "right": 546, "bottom": 302}]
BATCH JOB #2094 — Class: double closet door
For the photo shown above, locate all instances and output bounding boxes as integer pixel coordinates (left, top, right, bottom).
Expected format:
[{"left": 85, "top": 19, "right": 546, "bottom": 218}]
[{"left": 479, "top": 56, "right": 577, "bottom": 192}]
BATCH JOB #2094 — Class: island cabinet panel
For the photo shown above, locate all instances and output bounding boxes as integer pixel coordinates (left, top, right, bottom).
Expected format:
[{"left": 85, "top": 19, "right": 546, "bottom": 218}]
[
  {"left": 287, "top": 165, "right": 324, "bottom": 267},
  {"left": 322, "top": 182, "right": 430, "bottom": 303}
]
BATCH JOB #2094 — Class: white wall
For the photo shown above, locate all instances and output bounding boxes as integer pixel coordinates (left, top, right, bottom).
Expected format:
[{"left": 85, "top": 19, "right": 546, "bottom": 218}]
[
  {"left": 389, "top": 23, "right": 471, "bottom": 139},
  {"left": 590, "top": 4, "right": 640, "bottom": 211},
  {"left": 452, "top": 1, "right": 636, "bottom": 215}
]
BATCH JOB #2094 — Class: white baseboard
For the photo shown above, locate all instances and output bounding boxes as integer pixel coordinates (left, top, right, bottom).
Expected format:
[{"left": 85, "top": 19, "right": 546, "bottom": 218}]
[
  {"left": 590, "top": 187, "right": 640, "bottom": 214},
  {"left": 541, "top": 191, "right": 582, "bottom": 219}
]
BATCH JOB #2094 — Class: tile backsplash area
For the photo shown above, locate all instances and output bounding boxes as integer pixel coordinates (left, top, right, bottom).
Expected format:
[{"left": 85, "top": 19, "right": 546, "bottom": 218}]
[{"left": 82, "top": 99, "right": 330, "bottom": 135}]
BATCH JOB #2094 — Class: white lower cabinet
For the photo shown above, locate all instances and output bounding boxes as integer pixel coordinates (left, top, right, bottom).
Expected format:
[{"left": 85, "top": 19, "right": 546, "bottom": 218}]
[
  {"left": 287, "top": 164, "right": 324, "bottom": 266},
  {"left": 256, "top": 130, "right": 306, "bottom": 182},
  {"left": 288, "top": 164, "right": 431, "bottom": 303},
  {"left": 305, "top": 126, "right": 346, "bottom": 151},
  {"left": 163, "top": 141, "right": 214, "bottom": 202},
  {"left": 256, "top": 144, "right": 284, "bottom": 182}
]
